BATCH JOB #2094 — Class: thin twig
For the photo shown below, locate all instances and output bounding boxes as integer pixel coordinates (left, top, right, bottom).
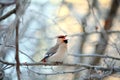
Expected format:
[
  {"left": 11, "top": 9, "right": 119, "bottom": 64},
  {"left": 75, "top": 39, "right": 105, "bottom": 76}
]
[
  {"left": 27, "top": 66, "right": 86, "bottom": 75},
  {"left": 2, "top": 65, "right": 14, "bottom": 70},
  {"left": 0, "top": 43, "right": 35, "bottom": 62},
  {"left": 113, "top": 43, "right": 120, "bottom": 55},
  {"left": 0, "top": 1, "right": 15, "bottom": 6},
  {"left": 86, "top": 0, "right": 102, "bottom": 28}
]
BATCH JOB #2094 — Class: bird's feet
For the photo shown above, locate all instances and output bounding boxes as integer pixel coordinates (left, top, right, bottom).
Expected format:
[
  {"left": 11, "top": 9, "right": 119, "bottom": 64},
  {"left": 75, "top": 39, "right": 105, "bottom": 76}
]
[{"left": 54, "top": 62, "right": 63, "bottom": 65}]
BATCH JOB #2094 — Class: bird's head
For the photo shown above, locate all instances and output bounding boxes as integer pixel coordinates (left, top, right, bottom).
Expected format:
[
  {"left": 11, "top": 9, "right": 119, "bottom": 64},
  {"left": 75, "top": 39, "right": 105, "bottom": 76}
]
[{"left": 56, "top": 35, "right": 67, "bottom": 44}]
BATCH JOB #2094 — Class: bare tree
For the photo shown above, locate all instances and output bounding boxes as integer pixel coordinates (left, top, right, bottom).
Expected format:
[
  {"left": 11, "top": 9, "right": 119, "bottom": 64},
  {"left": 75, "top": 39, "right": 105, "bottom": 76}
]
[{"left": 0, "top": 0, "right": 120, "bottom": 80}]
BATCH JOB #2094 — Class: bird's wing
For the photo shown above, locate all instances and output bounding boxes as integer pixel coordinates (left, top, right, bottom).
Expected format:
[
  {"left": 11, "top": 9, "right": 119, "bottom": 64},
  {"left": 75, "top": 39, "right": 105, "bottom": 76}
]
[
  {"left": 47, "top": 42, "right": 67, "bottom": 62},
  {"left": 41, "top": 44, "right": 59, "bottom": 62}
]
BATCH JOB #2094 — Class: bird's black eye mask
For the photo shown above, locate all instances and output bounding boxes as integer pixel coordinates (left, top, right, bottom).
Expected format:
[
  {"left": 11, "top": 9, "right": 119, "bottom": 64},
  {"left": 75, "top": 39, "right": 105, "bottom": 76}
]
[{"left": 64, "top": 39, "right": 68, "bottom": 44}]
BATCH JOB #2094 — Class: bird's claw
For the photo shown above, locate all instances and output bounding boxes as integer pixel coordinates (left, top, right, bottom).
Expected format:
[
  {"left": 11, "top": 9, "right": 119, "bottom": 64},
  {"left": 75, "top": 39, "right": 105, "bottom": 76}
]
[{"left": 54, "top": 62, "right": 63, "bottom": 65}]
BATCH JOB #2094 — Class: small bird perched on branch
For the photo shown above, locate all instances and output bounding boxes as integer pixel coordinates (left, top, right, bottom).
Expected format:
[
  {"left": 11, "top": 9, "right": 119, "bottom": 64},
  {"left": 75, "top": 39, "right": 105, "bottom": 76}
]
[{"left": 41, "top": 35, "right": 68, "bottom": 63}]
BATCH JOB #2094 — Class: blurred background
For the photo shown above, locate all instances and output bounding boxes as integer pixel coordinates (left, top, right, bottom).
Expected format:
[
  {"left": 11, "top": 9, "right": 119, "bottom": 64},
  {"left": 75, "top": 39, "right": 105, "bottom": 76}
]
[{"left": 0, "top": 0, "right": 120, "bottom": 80}]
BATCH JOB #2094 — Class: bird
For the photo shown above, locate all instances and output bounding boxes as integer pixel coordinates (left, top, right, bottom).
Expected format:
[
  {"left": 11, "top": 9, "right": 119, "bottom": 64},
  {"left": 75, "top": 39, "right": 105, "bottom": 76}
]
[{"left": 41, "top": 35, "right": 68, "bottom": 63}]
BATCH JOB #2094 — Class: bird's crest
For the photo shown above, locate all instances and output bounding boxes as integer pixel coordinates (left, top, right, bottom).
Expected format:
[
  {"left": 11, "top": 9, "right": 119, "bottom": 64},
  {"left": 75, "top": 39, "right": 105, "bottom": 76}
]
[{"left": 57, "top": 35, "right": 67, "bottom": 39}]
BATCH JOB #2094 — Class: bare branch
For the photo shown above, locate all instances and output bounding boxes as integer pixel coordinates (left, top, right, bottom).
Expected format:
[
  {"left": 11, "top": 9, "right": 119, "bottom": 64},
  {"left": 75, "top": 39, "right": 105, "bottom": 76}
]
[
  {"left": 68, "top": 31, "right": 120, "bottom": 38},
  {"left": 0, "top": 8, "right": 16, "bottom": 21},
  {"left": 70, "top": 54, "right": 120, "bottom": 60},
  {"left": 15, "top": 0, "right": 21, "bottom": 79},
  {"left": 15, "top": 20, "right": 20, "bottom": 80},
  {"left": 0, "top": 59, "right": 119, "bottom": 73},
  {"left": 87, "top": 0, "right": 108, "bottom": 42}
]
